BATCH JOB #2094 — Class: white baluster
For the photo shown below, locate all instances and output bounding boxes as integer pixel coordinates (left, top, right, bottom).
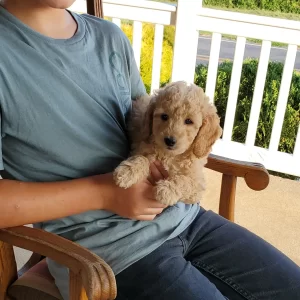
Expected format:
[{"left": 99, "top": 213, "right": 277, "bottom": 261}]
[
  {"left": 222, "top": 36, "right": 246, "bottom": 142},
  {"left": 246, "top": 40, "right": 271, "bottom": 146},
  {"left": 293, "top": 124, "right": 300, "bottom": 159},
  {"left": 205, "top": 32, "right": 222, "bottom": 103},
  {"left": 132, "top": 21, "right": 143, "bottom": 70},
  {"left": 151, "top": 24, "right": 164, "bottom": 94},
  {"left": 269, "top": 44, "right": 297, "bottom": 151},
  {"left": 112, "top": 18, "right": 121, "bottom": 28}
]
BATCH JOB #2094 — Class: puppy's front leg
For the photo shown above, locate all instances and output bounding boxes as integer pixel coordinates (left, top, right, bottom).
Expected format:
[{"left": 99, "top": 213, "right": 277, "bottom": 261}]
[
  {"left": 155, "top": 175, "right": 199, "bottom": 206},
  {"left": 113, "top": 155, "right": 150, "bottom": 189}
]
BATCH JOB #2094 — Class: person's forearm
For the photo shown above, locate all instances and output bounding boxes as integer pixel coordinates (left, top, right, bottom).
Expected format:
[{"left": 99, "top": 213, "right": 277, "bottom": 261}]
[{"left": 0, "top": 174, "right": 112, "bottom": 228}]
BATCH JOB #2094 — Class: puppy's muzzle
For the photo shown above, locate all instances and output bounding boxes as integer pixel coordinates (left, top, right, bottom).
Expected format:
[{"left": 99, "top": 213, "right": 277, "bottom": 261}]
[{"left": 164, "top": 136, "right": 176, "bottom": 147}]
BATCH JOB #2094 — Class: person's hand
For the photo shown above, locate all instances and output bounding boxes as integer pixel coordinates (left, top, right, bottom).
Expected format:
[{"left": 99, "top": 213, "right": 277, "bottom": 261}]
[
  {"left": 148, "top": 160, "right": 169, "bottom": 185},
  {"left": 102, "top": 161, "right": 169, "bottom": 221}
]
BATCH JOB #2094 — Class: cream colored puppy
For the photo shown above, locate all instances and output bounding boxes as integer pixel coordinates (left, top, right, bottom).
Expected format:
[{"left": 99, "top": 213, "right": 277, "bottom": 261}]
[{"left": 114, "top": 81, "right": 222, "bottom": 206}]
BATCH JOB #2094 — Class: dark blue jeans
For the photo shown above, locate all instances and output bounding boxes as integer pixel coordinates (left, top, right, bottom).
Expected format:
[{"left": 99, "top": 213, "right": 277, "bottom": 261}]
[{"left": 116, "top": 208, "right": 300, "bottom": 300}]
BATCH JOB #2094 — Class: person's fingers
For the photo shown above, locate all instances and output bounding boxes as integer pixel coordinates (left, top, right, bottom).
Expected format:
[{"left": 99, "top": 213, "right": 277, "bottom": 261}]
[
  {"left": 153, "top": 161, "right": 169, "bottom": 179},
  {"left": 145, "top": 207, "right": 165, "bottom": 214},
  {"left": 149, "top": 163, "right": 164, "bottom": 183},
  {"left": 147, "top": 175, "right": 155, "bottom": 186},
  {"left": 135, "top": 214, "right": 157, "bottom": 221},
  {"left": 143, "top": 195, "right": 167, "bottom": 208}
]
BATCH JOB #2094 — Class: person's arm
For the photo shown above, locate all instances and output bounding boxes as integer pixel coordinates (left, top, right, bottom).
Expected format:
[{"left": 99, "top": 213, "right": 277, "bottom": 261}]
[
  {"left": 0, "top": 163, "right": 168, "bottom": 229},
  {"left": 0, "top": 174, "right": 107, "bottom": 228}
]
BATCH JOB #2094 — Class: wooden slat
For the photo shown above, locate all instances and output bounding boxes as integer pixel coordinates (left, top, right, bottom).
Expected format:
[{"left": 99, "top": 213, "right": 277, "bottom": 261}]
[
  {"left": 205, "top": 32, "right": 222, "bottom": 102},
  {"left": 245, "top": 40, "right": 271, "bottom": 146},
  {"left": 222, "top": 36, "right": 246, "bottom": 141},
  {"left": 150, "top": 24, "right": 164, "bottom": 94},
  {"left": 0, "top": 241, "right": 17, "bottom": 299},
  {"left": 69, "top": 271, "right": 88, "bottom": 300},
  {"left": 269, "top": 44, "right": 297, "bottom": 152},
  {"left": 132, "top": 21, "right": 143, "bottom": 70},
  {"left": 206, "top": 154, "right": 269, "bottom": 191},
  {"left": 0, "top": 226, "right": 117, "bottom": 300},
  {"left": 112, "top": 17, "right": 121, "bottom": 28},
  {"left": 219, "top": 174, "right": 237, "bottom": 222}
]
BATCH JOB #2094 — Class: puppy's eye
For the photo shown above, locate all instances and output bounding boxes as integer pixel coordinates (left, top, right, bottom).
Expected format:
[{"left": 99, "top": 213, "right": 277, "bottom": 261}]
[
  {"left": 185, "top": 118, "right": 193, "bottom": 125},
  {"left": 161, "top": 114, "right": 169, "bottom": 121}
]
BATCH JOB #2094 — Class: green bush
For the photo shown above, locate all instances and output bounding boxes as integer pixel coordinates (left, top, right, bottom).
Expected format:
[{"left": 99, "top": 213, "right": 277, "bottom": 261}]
[
  {"left": 121, "top": 23, "right": 174, "bottom": 93},
  {"left": 203, "top": 0, "right": 300, "bottom": 14},
  {"left": 194, "top": 59, "right": 300, "bottom": 154}
]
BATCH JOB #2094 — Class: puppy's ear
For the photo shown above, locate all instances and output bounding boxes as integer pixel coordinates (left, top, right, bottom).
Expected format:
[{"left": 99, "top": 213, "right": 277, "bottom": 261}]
[
  {"left": 193, "top": 100, "right": 222, "bottom": 158},
  {"left": 141, "top": 96, "right": 156, "bottom": 143}
]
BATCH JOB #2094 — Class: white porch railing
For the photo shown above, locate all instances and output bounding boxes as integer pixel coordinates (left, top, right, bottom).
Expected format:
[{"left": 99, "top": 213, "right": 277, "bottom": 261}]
[{"left": 70, "top": 0, "right": 300, "bottom": 177}]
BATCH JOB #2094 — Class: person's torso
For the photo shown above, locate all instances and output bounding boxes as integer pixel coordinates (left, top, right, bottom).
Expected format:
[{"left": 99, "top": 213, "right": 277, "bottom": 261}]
[
  {"left": 0, "top": 9, "right": 135, "bottom": 181},
  {"left": 0, "top": 8, "right": 199, "bottom": 276}
]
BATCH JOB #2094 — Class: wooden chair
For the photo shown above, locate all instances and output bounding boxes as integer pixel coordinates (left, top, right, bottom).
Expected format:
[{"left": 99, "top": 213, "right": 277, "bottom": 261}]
[
  {"left": 0, "top": 155, "right": 269, "bottom": 300},
  {"left": 0, "top": 1, "right": 270, "bottom": 299}
]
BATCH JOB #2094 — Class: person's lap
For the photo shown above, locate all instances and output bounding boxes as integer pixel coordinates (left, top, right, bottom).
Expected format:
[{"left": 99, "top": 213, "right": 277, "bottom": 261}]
[{"left": 116, "top": 208, "right": 300, "bottom": 300}]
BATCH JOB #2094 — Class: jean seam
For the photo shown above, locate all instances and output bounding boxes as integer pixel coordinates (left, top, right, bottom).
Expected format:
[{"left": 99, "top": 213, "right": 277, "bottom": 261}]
[
  {"left": 192, "top": 260, "right": 258, "bottom": 300},
  {"left": 178, "top": 234, "right": 188, "bottom": 255}
]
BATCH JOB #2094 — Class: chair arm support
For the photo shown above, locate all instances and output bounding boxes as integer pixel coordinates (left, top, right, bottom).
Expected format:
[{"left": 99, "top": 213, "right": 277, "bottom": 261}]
[
  {"left": 0, "top": 226, "right": 116, "bottom": 300},
  {"left": 0, "top": 241, "right": 17, "bottom": 299},
  {"left": 206, "top": 154, "right": 270, "bottom": 191}
]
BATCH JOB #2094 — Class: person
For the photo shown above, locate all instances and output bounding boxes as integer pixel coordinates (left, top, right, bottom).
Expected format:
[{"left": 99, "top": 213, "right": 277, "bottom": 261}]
[{"left": 0, "top": 1, "right": 299, "bottom": 299}]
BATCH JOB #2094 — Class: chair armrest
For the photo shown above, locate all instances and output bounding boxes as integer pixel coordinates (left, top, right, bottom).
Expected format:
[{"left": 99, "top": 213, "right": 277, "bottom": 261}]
[
  {"left": 206, "top": 154, "right": 270, "bottom": 191},
  {"left": 0, "top": 226, "right": 116, "bottom": 300},
  {"left": 0, "top": 241, "right": 17, "bottom": 299}
]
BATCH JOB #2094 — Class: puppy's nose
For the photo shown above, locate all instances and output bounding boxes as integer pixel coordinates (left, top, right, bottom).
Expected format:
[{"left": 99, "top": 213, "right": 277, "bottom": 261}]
[{"left": 164, "top": 137, "right": 176, "bottom": 147}]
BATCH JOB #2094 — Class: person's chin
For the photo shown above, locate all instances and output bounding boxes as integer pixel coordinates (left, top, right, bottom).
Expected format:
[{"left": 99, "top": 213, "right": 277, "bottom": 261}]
[{"left": 46, "top": 0, "right": 76, "bottom": 9}]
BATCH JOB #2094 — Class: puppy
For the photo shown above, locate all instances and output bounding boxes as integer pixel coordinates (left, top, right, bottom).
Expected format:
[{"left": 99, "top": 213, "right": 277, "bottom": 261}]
[{"left": 113, "top": 81, "right": 222, "bottom": 206}]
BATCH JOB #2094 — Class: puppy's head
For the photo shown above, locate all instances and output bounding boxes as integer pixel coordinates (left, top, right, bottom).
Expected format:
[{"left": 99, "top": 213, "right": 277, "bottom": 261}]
[{"left": 143, "top": 81, "right": 222, "bottom": 157}]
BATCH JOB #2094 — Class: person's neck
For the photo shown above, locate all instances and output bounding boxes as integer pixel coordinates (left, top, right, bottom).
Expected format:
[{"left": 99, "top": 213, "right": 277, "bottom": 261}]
[{"left": 1, "top": 0, "right": 77, "bottom": 39}]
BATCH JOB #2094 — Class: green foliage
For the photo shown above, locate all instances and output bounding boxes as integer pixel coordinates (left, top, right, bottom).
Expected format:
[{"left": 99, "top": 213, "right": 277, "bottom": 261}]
[
  {"left": 121, "top": 23, "right": 174, "bottom": 93},
  {"left": 195, "top": 59, "right": 300, "bottom": 154},
  {"left": 203, "top": 0, "right": 300, "bottom": 14}
]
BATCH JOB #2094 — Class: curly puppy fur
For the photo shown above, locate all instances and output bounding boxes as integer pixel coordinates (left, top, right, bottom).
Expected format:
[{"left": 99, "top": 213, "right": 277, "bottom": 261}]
[{"left": 114, "top": 81, "right": 223, "bottom": 206}]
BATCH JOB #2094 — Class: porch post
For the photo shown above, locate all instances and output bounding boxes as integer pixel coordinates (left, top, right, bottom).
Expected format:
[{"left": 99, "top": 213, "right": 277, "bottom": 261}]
[{"left": 171, "top": 0, "right": 201, "bottom": 83}]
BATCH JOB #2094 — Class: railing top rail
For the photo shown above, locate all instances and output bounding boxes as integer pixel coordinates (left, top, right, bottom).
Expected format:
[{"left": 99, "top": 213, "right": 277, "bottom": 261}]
[
  {"left": 104, "top": 0, "right": 177, "bottom": 12},
  {"left": 198, "top": 8, "right": 300, "bottom": 31}
]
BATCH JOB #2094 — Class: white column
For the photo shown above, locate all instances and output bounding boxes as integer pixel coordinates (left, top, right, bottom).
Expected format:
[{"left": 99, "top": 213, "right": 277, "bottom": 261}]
[{"left": 171, "top": 0, "right": 201, "bottom": 84}]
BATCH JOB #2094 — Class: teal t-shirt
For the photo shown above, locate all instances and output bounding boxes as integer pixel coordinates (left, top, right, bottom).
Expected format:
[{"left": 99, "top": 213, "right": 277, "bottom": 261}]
[{"left": 0, "top": 6, "right": 199, "bottom": 298}]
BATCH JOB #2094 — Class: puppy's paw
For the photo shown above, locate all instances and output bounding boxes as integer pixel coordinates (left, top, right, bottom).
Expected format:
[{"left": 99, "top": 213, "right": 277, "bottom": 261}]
[
  {"left": 113, "top": 165, "right": 140, "bottom": 189},
  {"left": 155, "top": 180, "right": 181, "bottom": 206}
]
